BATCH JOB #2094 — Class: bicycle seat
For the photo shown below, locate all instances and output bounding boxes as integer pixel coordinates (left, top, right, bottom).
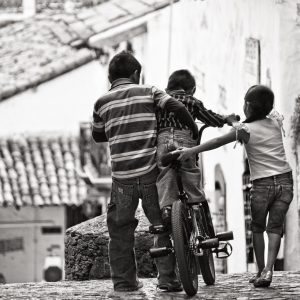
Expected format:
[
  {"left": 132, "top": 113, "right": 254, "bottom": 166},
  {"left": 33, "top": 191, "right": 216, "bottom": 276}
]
[{"left": 161, "top": 151, "right": 180, "bottom": 167}]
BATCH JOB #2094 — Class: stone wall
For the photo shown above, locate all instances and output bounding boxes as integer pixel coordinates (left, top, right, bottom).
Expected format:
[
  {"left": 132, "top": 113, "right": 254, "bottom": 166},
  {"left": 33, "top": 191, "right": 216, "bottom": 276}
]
[{"left": 65, "top": 208, "right": 157, "bottom": 280}]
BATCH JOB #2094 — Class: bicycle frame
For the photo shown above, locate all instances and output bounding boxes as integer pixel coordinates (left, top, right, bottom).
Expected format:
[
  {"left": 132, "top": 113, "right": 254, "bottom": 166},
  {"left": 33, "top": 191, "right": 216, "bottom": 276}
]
[{"left": 174, "top": 160, "right": 219, "bottom": 255}]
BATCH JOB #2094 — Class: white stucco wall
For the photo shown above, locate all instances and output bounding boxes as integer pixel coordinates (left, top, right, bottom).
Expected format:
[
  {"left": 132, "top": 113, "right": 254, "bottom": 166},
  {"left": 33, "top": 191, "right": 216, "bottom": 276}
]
[
  {"left": 145, "top": 0, "right": 300, "bottom": 272},
  {"left": 145, "top": 0, "right": 248, "bottom": 273},
  {"left": 0, "top": 206, "right": 65, "bottom": 283},
  {"left": 0, "top": 61, "right": 108, "bottom": 135},
  {"left": 276, "top": 2, "right": 300, "bottom": 270}
]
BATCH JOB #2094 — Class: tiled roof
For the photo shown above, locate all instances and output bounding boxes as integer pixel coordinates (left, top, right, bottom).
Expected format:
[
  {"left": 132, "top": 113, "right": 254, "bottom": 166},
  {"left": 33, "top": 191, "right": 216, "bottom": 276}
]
[
  {"left": 0, "top": 0, "right": 109, "bottom": 14},
  {"left": 35, "top": 0, "right": 109, "bottom": 13},
  {"left": 0, "top": 0, "right": 176, "bottom": 101},
  {"left": 0, "top": 0, "right": 23, "bottom": 14},
  {"left": 0, "top": 134, "right": 88, "bottom": 207},
  {"left": 0, "top": 17, "right": 94, "bottom": 101}
]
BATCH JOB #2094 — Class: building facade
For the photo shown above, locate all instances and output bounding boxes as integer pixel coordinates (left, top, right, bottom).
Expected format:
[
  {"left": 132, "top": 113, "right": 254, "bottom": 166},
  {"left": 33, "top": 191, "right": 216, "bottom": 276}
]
[{"left": 144, "top": 0, "right": 300, "bottom": 272}]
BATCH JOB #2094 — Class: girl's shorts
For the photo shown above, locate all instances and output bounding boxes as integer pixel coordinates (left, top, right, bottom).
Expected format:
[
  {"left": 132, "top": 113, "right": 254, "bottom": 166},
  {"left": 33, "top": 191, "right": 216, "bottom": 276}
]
[{"left": 250, "top": 171, "right": 293, "bottom": 236}]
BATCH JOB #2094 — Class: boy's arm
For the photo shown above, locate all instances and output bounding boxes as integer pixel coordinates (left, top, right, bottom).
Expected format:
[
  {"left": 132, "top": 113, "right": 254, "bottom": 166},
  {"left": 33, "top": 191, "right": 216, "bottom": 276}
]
[
  {"left": 92, "top": 103, "right": 108, "bottom": 143},
  {"left": 193, "top": 98, "right": 229, "bottom": 127}
]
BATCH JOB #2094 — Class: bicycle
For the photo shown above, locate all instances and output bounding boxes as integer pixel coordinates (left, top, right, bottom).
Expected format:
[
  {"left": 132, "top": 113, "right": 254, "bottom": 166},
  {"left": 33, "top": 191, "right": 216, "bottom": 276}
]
[{"left": 149, "top": 124, "right": 234, "bottom": 296}]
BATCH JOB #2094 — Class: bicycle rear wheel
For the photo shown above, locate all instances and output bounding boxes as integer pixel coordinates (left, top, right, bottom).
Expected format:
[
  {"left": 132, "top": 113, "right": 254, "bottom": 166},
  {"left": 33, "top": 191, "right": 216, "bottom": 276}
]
[
  {"left": 171, "top": 200, "right": 198, "bottom": 296},
  {"left": 198, "top": 207, "right": 215, "bottom": 285}
]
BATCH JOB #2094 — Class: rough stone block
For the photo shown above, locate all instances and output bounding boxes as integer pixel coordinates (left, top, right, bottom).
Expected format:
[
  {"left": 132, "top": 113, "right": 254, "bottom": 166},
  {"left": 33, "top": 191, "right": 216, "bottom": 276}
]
[{"left": 65, "top": 208, "right": 157, "bottom": 280}]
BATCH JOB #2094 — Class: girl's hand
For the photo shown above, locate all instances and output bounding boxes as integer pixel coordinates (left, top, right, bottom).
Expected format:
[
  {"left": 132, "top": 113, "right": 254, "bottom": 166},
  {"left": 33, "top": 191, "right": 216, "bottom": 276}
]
[
  {"left": 225, "top": 114, "right": 240, "bottom": 125},
  {"left": 177, "top": 147, "right": 194, "bottom": 161}
]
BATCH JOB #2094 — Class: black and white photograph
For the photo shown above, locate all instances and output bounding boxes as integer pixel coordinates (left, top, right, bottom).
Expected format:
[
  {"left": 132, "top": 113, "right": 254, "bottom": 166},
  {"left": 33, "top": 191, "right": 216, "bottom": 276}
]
[{"left": 0, "top": 0, "right": 300, "bottom": 299}]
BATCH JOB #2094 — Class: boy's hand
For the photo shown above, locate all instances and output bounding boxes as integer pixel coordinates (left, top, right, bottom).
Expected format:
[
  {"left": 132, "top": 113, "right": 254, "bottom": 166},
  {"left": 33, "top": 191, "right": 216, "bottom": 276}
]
[
  {"left": 225, "top": 114, "right": 240, "bottom": 126},
  {"left": 177, "top": 147, "right": 194, "bottom": 161}
]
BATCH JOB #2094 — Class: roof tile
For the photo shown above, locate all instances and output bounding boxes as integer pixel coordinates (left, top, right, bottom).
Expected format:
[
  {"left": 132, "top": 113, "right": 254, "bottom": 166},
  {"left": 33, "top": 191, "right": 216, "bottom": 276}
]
[
  {"left": 113, "top": 0, "right": 149, "bottom": 16},
  {"left": 68, "top": 20, "right": 95, "bottom": 39},
  {"left": 95, "top": 2, "right": 128, "bottom": 21},
  {"left": 49, "top": 21, "right": 76, "bottom": 44},
  {"left": 0, "top": 134, "right": 91, "bottom": 208},
  {"left": 77, "top": 9, "right": 98, "bottom": 20}
]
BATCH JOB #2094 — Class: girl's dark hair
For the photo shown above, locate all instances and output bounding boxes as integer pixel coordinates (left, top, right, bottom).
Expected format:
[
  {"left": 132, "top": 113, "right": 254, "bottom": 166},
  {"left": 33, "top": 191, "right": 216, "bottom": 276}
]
[
  {"left": 108, "top": 51, "right": 142, "bottom": 82},
  {"left": 166, "top": 69, "right": 196, "bottom": 92},
  {"left": 243, "top": 85, "right": 274, "bottom": 123}
]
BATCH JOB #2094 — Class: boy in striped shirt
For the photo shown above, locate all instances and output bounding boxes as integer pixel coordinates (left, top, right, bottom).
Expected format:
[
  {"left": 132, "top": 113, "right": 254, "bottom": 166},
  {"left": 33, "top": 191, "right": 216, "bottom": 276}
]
[{"left": 92, "top": 52, "right": 198, "bottom": 292}]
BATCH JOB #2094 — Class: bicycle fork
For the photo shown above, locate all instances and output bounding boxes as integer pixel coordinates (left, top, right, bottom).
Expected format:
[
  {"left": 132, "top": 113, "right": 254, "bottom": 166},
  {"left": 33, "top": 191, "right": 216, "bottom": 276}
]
[
  {"left": 191, "top": 205, "right": 218, "bottom": 255},
  {"left": 191, "top": 204, "right": 233, "bottom": 258}
]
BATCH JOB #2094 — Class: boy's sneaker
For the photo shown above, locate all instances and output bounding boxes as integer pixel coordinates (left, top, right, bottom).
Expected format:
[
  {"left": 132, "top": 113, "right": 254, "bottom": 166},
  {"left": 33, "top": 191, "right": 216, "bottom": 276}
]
[
  {"left": 114, "top": 280, "right": 143, "bottom": 292},
  {"left": 157, "top": 280, "right": 183, "bottom": 292}
]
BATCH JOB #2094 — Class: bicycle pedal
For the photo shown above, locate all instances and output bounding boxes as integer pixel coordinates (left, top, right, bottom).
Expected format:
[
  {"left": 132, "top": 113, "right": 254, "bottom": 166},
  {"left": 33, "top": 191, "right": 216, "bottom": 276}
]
[
  {"left": 148, "top": 224, "right": 166, "bottom": 234},
  {"left": 215, "top": 231, "right": 234, "bottom": 241},
  {"left": 149, "top": 247, "right": 173, "bottom": 258},
  {"left": 212, "top": 242, "right": 233, "bottom": 258},
  {"left": 199, "top": 238, "right": 219, "bottom": 249}
]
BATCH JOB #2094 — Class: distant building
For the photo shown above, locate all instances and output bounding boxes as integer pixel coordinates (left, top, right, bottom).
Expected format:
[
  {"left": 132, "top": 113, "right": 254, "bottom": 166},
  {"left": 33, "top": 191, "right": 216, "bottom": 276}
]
[
  {"left": 0, "top": 131, "right": 112, "bottom": 283},
  {"left": 1, "top": 0, "right": 299, "bottom": 282},
  {"left": 0, "top": 0, "right": 179, "bottom": 283}
]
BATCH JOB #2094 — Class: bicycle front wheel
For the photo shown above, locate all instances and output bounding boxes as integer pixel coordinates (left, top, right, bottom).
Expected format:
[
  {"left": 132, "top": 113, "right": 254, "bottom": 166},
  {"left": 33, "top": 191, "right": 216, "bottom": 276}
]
[{"left": 171, "top": 201, "right": 198, "bottom": 296}]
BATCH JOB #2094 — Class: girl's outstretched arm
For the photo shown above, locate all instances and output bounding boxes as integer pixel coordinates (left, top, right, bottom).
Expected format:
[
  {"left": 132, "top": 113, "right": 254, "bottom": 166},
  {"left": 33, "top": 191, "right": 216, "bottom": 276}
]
[{"left": 177, "top": 128, "right": 249, "bottom": 161}]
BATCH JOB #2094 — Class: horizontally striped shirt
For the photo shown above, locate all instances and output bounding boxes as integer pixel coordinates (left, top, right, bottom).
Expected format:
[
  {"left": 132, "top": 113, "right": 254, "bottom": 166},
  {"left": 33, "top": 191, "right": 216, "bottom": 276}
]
[
  {"left": 157, "top": 89, "right": 226, "bottom": 130},
  {"left": 92, "top": 78, "right": 171, "bottom": 179}
]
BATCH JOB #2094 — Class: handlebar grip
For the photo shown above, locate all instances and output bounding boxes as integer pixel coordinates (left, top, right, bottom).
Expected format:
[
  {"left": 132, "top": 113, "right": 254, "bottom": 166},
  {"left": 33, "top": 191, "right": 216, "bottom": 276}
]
[{"left": 161, "top": 151, "right": 180, "bottom": 167}]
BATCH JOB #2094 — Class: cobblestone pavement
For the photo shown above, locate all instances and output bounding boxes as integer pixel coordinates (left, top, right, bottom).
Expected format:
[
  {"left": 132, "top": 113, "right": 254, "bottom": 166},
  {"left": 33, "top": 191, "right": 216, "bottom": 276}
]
[{"left": 0, "top": 272, "right": 299, "bottom": 300}]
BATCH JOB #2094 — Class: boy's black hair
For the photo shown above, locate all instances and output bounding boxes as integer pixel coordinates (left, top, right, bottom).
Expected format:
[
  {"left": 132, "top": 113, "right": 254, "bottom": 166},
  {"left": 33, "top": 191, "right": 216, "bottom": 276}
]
[
  {"left": 244, "top": 85, "right": 274, "bottom": 123},
  {"left": 166, "top": 69, "right": 196, "bottom": 93},
  {"left": 108, "top": 51, "right": 142, "bottom": 82}
]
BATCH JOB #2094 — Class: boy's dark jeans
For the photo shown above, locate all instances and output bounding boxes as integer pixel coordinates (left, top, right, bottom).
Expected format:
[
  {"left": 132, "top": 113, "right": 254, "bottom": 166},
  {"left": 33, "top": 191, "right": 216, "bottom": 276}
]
[{"left": 107, "top": 167, "right": 177, "bottom": 290}]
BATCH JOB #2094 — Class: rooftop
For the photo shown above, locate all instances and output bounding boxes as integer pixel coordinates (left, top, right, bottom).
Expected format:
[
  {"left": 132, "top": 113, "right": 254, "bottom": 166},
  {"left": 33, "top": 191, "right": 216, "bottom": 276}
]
[
  {"left": 0, "top": 131, "right": 111, "bottom": 208},
  {"left": 0, "top": 0, "right": 175, "bottom": 101},
  {"left": 0, "top": 133, "right": 85, "bottom": 207},
  {"left": 0, "top": 0, "right": 109, "bottom": 14}
]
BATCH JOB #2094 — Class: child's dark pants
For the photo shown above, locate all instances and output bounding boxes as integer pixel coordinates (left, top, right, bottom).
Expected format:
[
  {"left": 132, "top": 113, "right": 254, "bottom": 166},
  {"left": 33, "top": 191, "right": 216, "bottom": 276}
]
[{"left": 107, "top": 167, "right": 177, "bottom": 290}]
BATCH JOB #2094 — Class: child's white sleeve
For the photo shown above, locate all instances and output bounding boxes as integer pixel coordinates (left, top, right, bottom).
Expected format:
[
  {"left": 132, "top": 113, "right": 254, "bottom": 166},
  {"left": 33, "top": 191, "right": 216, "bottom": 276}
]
[{"left": 231, "top": 122, "right": 250, "bottom": 148}]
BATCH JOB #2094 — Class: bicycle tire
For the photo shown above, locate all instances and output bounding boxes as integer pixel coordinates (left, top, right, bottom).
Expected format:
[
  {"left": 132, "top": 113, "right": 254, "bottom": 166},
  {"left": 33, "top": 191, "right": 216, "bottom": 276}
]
[
  {"left": 171, "top": 200, "right": 198, "bottom": 296},
  {"left": 198, "top": 207, "right": 216, "bottom": 285},
  {"left": 199, "top": 249, "right": 215, "bottom": 285}
]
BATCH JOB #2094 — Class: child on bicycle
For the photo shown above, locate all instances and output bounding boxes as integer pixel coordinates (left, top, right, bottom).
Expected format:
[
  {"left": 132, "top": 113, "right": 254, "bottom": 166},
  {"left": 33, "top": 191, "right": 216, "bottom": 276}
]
[
  {"left": 156, "top": 69, "right": 236, "bottom": 224},
  {"left": 176, "top": 85, "right": 293, "bottom": 288}
]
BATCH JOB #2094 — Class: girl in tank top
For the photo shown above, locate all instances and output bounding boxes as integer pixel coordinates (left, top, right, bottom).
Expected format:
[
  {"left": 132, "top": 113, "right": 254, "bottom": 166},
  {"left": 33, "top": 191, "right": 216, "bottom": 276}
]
[{"left": 176, "top": 85, "right": 293, "bottom": 288}]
